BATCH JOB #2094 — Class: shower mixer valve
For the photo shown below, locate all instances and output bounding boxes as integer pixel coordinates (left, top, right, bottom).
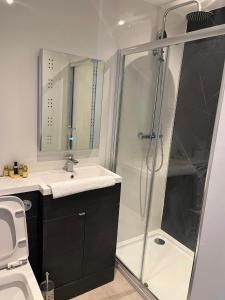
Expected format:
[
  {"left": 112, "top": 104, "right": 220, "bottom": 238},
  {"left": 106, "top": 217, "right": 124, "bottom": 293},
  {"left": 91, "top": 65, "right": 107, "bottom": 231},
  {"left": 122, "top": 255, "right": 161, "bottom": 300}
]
[{"left": 138, "top": 132, "right": 163, "bottom": 140}]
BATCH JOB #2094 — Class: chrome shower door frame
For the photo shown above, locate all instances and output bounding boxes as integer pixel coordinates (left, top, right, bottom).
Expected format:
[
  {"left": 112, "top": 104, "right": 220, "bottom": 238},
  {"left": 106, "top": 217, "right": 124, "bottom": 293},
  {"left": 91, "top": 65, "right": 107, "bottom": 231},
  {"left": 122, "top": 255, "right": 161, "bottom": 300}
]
[{"left": 111, "top": 23, "right": 225, "bottom": 300}]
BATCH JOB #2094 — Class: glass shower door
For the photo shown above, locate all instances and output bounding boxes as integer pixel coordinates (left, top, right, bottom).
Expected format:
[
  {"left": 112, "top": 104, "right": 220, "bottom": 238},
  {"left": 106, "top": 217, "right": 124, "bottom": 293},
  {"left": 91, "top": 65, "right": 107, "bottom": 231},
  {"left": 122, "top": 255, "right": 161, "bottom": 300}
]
[
  {"left": 142, "top": 36, "right": 225, "bottom": 300},
  {"left": 140, "top": 43, "right": 186, "bottom": 299},
  {"left": 116, "top": 47, "right": 168, "bottom": 280}
]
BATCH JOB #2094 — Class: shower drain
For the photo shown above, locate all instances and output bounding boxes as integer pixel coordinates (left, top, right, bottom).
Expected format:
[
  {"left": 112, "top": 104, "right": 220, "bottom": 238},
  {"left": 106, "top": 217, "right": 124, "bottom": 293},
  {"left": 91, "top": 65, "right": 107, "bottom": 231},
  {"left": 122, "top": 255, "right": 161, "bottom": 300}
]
[{"left": 154, "top": 238, "right": 165, "bottom": 245}]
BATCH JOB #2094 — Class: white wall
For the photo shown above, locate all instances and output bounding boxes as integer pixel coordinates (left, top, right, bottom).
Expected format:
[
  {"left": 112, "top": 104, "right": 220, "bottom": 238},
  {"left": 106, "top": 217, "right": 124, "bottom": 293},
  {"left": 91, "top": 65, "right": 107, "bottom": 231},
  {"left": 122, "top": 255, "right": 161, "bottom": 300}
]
[{"left": 0, "top": 0, "right": 160, "bottom": 172}]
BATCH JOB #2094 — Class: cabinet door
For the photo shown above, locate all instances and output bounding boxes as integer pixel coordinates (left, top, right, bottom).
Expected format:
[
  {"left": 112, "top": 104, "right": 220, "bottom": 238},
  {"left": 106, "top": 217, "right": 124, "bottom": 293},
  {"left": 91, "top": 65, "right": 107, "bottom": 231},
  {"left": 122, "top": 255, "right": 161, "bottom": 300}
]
[
  {"left": 43, "top": 213, "right": 85, "bottom": 287},
  {"left": 83, "top": 200, "right": 120, "bottom": 275}
]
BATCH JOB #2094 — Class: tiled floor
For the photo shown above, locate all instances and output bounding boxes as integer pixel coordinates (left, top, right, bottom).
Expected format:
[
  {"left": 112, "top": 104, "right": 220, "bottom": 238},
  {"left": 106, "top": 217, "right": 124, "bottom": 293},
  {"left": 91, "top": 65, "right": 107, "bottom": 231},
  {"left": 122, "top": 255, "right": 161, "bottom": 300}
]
[{"left": 73, "top": 269, "right": 143, "bottom": 300}]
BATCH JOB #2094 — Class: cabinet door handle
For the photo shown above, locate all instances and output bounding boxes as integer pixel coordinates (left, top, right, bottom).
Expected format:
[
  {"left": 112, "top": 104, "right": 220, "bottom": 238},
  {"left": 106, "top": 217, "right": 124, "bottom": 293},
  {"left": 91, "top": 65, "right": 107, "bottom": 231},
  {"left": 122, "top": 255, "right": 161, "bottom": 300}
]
[{"left": 78, "top": 212, "right": 86, "bottom": 217}]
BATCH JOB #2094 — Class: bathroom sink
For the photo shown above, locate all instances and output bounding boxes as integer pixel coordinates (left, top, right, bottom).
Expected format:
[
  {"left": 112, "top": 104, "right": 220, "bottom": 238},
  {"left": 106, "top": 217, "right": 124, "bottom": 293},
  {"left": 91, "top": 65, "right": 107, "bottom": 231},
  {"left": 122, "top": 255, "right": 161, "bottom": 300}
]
[
  {"left": 40, "top": 165, "right": 121, "bottom": 199},
  {"left": 40, "top": 170, "right": 77, "bottom": 184},
  {"left": 40, "top": 165, "right": 119, "bottom": 185}
]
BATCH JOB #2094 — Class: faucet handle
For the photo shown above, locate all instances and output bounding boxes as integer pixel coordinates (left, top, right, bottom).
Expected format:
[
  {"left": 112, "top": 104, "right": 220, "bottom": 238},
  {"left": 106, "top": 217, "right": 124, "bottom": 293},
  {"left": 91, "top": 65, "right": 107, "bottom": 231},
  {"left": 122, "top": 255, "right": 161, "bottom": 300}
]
[
  {"left": 72, "top": 159, "right": 79, "bottom": 165},
  {"left": 65, "top": 153, "right": 79, "bottom": 165}
]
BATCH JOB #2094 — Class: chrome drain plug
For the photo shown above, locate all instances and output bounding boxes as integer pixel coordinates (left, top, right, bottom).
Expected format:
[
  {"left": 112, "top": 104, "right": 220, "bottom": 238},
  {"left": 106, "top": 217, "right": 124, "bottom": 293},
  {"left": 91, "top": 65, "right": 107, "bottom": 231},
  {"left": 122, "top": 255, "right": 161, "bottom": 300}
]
[{"left": 154, "top": 238, "right": 165, "bottom": 245}]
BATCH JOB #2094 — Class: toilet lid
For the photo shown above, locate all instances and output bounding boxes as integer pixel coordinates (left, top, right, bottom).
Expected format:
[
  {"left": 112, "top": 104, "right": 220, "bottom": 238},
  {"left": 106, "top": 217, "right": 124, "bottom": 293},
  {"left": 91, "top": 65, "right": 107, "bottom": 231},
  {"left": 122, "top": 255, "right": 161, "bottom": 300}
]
[{"left": 0, "top": 196, "right": 28, "bottom": 270}]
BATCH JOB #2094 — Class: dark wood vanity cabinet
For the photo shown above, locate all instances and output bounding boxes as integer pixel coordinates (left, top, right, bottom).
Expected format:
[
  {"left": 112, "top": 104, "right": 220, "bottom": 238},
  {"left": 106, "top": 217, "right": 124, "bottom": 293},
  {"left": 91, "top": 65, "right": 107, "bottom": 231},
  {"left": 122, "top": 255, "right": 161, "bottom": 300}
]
[{"left": 42, "top": 183, "right": 121, "bottom": 300}]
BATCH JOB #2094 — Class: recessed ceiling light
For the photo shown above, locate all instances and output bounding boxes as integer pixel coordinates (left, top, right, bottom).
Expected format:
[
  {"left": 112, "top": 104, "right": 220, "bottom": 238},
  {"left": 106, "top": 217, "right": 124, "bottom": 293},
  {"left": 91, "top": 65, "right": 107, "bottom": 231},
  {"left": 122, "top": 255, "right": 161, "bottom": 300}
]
[
  {"left": 118, "top": 20, "right": 125, "bottom": 26},
  {"left": 6, "top": 0, "right": 14, "bottom": 4}
]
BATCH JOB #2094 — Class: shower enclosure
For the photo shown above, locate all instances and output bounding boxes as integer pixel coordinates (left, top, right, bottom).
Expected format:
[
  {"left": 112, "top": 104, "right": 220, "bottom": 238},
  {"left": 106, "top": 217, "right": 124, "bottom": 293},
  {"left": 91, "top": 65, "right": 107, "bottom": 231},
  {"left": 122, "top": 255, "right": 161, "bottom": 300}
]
[{"left": 112, "top": 16, "right": 225, "bottom": 300}]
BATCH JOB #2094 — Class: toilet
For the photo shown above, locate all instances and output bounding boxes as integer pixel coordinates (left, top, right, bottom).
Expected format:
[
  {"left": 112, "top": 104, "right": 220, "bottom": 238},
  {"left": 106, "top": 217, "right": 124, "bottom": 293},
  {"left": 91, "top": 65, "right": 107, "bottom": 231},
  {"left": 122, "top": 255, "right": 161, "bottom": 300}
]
[{"left": 0, "top": 196, "right": 43, "bottom": 300}]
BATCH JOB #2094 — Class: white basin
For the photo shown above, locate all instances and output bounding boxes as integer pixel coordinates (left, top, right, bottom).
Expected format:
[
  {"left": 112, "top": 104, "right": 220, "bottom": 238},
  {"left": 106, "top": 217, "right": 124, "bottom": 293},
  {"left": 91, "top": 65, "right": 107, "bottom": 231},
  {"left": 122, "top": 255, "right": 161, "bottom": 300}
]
[
  {"left": 40, "top": 170, "right": 77, "bottom": 184},
  {"left": 40, "top": 165, "right": 121, "bottom": 199},
  {"left": 40, "top": 165, "right": 120, "bottom": 185}
]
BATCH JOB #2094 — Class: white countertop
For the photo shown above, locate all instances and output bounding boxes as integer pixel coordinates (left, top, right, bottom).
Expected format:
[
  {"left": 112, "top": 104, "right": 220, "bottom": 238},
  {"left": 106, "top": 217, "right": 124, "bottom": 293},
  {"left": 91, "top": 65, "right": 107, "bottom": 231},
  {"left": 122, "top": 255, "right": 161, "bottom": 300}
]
[{"left": 0, "top": 165, "right": 122, "bottom": 197}]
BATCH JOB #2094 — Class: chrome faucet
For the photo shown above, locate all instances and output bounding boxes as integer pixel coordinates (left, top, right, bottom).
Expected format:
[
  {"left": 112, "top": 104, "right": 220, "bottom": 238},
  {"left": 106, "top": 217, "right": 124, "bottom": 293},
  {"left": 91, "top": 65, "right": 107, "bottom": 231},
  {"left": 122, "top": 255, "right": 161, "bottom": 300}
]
[{"left": 64, "top": 153, "right": 79, "bottom": 172}]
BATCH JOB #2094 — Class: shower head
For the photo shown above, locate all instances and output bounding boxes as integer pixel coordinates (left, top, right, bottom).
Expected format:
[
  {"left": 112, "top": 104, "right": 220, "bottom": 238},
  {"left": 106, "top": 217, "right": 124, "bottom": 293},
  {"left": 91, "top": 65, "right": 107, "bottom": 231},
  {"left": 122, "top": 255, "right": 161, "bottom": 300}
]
[
  {"left": 158, "top": 1, "right": 210, "bottom": 40},
  {"left": 186, "top": 11, "right": 213, "bottom": 24}
]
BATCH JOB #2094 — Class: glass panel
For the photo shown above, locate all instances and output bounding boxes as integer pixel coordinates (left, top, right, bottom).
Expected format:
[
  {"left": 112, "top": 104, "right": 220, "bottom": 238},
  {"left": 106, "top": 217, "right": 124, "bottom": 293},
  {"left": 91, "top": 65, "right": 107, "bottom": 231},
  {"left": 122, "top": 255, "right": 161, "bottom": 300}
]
[
  {"left": 142, "top": 36, "right": 225, "bottom": 300},
  {"left": 116, "top": 48, "right": 167, "bottom": 279}
]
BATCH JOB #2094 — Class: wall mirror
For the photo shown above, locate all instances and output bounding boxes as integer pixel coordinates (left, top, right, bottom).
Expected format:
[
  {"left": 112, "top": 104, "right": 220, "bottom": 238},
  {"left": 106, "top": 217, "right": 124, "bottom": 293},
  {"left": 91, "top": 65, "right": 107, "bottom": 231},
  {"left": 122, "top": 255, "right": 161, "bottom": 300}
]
[{"left": 38, "top": 49, "right": 104, "bottom": 153}]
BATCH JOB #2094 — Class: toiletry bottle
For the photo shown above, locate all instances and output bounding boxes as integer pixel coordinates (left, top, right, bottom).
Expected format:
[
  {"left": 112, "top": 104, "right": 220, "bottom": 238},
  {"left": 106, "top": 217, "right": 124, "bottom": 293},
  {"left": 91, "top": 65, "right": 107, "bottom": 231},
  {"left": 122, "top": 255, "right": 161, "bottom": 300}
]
[
  {"left": 3, "top": 165, "right": 9, "bottom": 177},
  {"left": 22, "top": 165, "right": 28, "bottom": 178},
  {"left": 14, "top": 162, "right": 18, "bottom": 175},
  {"left": 19, "top": 165, "right": 23, "bottom": 176},
  {"left": 9, "top": 166, "right": 14, "bottom": 178}
]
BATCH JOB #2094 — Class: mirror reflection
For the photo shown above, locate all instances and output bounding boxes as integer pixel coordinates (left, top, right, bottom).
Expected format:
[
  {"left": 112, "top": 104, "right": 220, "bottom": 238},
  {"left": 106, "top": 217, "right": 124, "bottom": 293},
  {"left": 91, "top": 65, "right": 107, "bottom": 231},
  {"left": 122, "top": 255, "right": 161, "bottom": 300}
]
[{"left": 39, "top": 49, "right": 104, "bottom": 152}]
